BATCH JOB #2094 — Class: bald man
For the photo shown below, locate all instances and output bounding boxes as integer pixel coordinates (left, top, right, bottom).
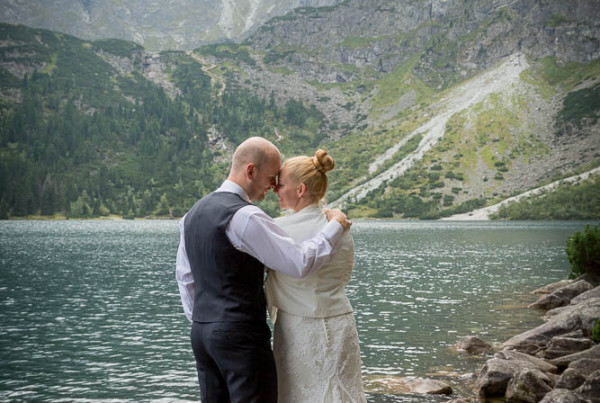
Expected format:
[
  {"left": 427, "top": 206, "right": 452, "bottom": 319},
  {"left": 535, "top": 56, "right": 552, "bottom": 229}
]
[{"left": 176, "top": 137, "right": 351, "bottom": 403}]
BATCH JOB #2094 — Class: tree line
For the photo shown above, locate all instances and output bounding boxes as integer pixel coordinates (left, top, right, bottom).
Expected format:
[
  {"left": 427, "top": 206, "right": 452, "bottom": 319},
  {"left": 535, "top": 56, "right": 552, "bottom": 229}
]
[{"left": 0, "top": 25, "right": 326, "bottom": 219}]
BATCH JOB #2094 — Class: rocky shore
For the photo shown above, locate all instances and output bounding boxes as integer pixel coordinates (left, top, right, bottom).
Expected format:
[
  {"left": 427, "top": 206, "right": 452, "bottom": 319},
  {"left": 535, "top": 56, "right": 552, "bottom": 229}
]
[{"left": 448, "top": 274, "right": 600, "bottom": 403}]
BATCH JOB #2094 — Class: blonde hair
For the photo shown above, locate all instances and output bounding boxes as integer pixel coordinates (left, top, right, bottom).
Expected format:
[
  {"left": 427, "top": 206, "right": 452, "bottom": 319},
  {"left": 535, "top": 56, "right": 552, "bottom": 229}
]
[{"left": 284, "top": 149, "right": 335, "bottom": 203}]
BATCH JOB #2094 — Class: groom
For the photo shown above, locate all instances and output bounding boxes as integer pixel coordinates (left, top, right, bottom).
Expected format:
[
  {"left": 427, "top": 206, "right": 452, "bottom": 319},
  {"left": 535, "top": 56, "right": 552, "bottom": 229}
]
[{"left": 176, "top": 137, "right": 351, "bottom": 402}]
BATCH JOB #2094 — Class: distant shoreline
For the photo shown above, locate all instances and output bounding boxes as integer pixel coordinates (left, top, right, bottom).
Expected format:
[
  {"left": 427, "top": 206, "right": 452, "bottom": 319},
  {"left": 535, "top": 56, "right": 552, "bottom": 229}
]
[{"left": 3, "top": 214, "right": 177, "bottom": 221}]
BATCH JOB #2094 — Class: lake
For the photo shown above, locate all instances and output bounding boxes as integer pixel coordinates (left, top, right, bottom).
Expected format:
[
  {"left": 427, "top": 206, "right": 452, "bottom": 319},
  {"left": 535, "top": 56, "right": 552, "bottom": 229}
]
[{"left": 0, "top": 220, "right": 594, "bottom": 402}]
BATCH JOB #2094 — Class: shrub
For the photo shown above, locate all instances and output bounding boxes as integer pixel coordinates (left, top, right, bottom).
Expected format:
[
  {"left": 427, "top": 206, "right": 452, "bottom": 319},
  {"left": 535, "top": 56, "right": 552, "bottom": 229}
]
[
  {"left": 566, "top": 224, "right": 600, "bottom": 279},
  {"left": 592, "top": 319, "right": 600, "bottom": 343}
]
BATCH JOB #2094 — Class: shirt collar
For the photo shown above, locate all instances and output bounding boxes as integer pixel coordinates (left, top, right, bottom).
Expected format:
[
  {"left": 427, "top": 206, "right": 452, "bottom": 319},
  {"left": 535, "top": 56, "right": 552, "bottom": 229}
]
[{"left": 217, "top": 180, "right": 250, "bottom": 202}]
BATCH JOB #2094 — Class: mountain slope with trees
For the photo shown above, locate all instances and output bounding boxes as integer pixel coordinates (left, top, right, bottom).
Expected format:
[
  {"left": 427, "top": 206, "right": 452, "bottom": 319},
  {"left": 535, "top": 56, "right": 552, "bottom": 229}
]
[{"left": 1, "top": 0, "right": 599, "bottom": 220}]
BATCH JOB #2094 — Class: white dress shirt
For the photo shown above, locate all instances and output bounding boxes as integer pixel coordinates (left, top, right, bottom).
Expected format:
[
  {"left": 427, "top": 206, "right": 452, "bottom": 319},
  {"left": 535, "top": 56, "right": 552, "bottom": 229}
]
[{"left": 176, "top": 180, "right": 344, "bottom": 322}]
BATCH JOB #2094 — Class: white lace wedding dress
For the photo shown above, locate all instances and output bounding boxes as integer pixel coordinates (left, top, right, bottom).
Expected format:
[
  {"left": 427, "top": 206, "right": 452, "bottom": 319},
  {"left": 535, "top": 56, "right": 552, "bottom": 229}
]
[{"left": 273, "top": 310, "right": 366, "bottom": 403}]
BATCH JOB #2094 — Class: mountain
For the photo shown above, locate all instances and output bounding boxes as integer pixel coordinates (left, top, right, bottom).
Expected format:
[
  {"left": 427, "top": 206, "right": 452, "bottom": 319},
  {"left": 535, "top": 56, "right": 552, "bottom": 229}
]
[
  {"left": 0, "top": 0, "right": 599, "bottom": 220},
  {"left": 0, "top": 0, "right": 344, "bottom": 50}
]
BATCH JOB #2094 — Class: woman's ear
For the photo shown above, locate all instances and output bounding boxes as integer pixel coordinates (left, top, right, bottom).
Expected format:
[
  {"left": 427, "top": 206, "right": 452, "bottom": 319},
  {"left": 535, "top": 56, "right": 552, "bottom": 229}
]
[{"left": 297, "top": 183, "right": 307, "bottom": 198}]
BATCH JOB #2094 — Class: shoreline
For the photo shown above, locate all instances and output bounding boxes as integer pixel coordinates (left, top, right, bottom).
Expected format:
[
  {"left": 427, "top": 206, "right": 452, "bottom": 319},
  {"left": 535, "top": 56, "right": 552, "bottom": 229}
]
[{"left": 446, "top": 275, "right": 600, "bottom": 402}]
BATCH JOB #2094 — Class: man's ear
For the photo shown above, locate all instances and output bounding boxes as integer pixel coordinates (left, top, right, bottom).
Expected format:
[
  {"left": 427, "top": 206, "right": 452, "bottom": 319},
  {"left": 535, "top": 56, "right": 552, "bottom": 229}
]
[{"left": 246, "top": 163, "right": 256, "bottom": 180}]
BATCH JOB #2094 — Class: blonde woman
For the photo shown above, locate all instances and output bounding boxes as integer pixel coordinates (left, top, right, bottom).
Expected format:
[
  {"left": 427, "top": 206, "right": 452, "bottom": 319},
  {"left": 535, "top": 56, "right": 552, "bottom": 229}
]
[{"left": 266, "top": 149, "right": 366, "bottom": 403}]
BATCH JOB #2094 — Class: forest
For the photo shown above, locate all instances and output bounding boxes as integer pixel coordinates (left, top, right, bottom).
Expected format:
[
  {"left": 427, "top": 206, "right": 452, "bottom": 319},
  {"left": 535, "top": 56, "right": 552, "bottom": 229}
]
[{"left": 0, "top": 25, "right": 324, "bottom": 219}]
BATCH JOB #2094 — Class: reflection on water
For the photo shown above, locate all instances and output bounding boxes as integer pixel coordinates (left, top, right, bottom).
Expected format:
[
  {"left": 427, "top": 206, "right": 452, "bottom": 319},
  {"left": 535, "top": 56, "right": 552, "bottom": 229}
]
[{"left": 0, "top": 220, "right": 593, "bottom": 402}]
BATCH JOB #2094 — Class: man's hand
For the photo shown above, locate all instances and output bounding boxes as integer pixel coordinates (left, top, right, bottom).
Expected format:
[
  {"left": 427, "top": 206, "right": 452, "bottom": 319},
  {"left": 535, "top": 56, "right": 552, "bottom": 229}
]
[{"left": 325, "top": 208, "right": 352, "bottom": 230}]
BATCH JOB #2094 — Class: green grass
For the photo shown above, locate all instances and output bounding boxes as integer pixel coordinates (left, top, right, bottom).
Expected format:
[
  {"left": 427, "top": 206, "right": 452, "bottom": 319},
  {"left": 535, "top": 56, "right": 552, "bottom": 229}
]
[{"left": 370, "top": 53, "right": 434, "bottom": 111}]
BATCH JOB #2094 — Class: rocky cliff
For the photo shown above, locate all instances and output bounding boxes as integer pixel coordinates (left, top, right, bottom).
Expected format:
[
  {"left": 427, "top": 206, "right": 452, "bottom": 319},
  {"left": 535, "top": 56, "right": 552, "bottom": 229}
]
[
  {"left": 247, "top": 0, "right": 600, "bottom": 86},
  {"left": 0, "top": 0, "right": 344, "bottom": 50}
]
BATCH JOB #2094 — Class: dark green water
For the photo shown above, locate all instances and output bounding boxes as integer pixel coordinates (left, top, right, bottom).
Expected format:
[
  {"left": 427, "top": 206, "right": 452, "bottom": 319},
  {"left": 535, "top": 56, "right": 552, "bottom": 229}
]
[{"left": 0, "top": 220, "right": 594, "bottom": 402}]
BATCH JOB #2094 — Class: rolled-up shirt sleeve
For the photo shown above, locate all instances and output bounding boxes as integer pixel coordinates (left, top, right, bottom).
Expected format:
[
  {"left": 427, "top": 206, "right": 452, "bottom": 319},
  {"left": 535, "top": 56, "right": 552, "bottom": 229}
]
[
  {"left": 227, "top": 206, "right": 344, "bottom": 278},
  {"left": 175, "top": 215, "right": 194, "bottom": 322}
]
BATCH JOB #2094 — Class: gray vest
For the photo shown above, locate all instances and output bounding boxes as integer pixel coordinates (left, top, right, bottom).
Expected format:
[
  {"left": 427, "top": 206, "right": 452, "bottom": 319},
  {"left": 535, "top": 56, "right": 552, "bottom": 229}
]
[{"left": 184, "top": 191, "right": 266, "bottom": 323}]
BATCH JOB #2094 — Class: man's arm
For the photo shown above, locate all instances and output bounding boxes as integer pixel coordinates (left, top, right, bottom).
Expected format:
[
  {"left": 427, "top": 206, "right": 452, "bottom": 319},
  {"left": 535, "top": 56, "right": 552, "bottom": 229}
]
[
  {"left": 175, "top": 216, "right": 194, "bottom": 322},
  {"left": 227, "top": 206, "right": 350, "bottom": 278}
]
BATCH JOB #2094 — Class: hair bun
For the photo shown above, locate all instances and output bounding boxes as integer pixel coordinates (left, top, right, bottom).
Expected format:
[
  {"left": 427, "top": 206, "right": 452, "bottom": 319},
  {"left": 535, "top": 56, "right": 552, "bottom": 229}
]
[{"left": 313, "top": 149, "right": 335, "bottom": 173}]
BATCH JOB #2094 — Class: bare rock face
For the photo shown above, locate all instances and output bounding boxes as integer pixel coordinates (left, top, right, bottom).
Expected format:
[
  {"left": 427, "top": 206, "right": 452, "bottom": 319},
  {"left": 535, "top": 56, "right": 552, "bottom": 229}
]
[
  {"left": 538, "top": 388, "right": 586, "bottom": 403},
  {"left": 505, "top": 368, "right": 554, "bottom": 403},
  {"left": 542, "top": 337, "right": 595, "bottom": 360},
  {"left": 455, "top": 336, "right": 493, "bottom": 355},
  {"left": 556, "top": 368, "right": 588, "bottom": 390}
]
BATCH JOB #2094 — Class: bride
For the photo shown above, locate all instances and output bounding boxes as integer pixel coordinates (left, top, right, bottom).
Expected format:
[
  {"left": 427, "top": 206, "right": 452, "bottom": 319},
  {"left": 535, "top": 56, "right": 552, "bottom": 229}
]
[{"left": 265, "top": 149, "right": 366, "bottom": 403}]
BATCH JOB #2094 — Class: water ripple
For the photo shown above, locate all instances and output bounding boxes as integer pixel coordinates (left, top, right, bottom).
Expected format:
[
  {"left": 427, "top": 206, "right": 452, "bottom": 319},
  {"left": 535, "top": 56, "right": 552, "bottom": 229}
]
[{"left": 0, "top": 219, "right": 594, "bottom": 401}]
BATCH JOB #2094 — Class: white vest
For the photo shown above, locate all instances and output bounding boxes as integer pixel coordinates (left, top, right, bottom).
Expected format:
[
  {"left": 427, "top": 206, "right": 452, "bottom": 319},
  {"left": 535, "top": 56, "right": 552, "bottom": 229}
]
[{"left": 265, "top": 204, "right": 355, "bottom": 319}]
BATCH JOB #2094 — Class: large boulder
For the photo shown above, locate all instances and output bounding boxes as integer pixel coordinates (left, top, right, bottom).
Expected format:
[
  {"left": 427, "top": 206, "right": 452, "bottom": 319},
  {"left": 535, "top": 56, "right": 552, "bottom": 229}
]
[
  {"left": 533, "top": 280, "right": 573, "bottom": 296},
  {"left": 541, "top": 336, "right": 595, "bottom": 359},
  {"left": 455, "top": 336, "right": 493, "bottom": 355},
  {"left": 575, "top": 369, "right": 600, "bottom": 402},
  {"left": 538, "top": 388, "right": 586, "bottom": 403},
  {"left": 503, "top": 298, "right": 600, "bottom": 354},
  {"left": 529, "top": 280, "right": 594, "bottom": 310},
  {"left": 505, "top": 368, "right": 553, "bottom": 403},
  {"left": 550, "top": 344, "right": 600, "bottom": 369},
  {"left": 571, "top": 285, "right": 600, "bottom": 305},
  {"left": 556, "top": 368, "right": 587, "bottom": 390},
  {"left": 568, "top": 358, "right": 600, "bottom": 377},
  {"left": 363, "top": 375, "right": 452, "bottom": 395},
  {"left": 475, "top": 350, "right": 557, "bottom": 397}
]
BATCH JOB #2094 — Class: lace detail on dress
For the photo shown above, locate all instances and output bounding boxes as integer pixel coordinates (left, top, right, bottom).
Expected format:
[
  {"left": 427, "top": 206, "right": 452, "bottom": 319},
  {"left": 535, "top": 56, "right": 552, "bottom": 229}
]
[{"left": 273, "top": 311, "right": 366, "bottom": 403}]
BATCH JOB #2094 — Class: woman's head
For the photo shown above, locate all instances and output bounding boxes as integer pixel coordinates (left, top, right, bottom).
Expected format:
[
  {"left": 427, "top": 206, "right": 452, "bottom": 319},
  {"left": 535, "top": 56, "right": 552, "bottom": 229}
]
[{"left": 275, "top": 149, "right": 335, "bottom": 211}]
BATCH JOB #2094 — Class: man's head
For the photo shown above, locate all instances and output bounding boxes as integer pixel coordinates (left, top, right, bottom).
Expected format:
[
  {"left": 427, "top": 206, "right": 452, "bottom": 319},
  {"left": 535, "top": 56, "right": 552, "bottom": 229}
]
[{"left": 228, "top": 137, "right": 281, "bottom": 201}]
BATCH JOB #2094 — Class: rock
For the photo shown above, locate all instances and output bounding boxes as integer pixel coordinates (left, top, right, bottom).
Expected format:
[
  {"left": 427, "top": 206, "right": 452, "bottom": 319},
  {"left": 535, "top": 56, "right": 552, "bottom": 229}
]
[
  {"left": 575, "top": 369, "right": 600, "bottom": 402},
  {"left": 363, "top": 375, "right": 452, "bottom": 395},
  {"left": 550, "top": 344, "right": 600, "bottom": 369},
  {"left": 505, "top": 368, "right": 553, "bottom": 403},
  {"left": 455, "top": 336, "right": 493, "bottom": 355},
  {"left": 529, "top": 294, "right": 566, "bottom": 311},
  {"left": 475, "top": 350, "right": 557, "bottom": 397},
  {"left": 569, "top": 358, "right": 600, "bottom": 377},
  {"left": 497, "top": 349, "right": 559, "bottom": 374},
  {"left": 571, "top": 285, "right": 600, "bottom": 305},
  {"left": 529, "top": 280, "right": 594, "bottom": 310},
  {"left": 503, "top": 298, "right": 600, "bottom": 354},
  {"left": 541, "top": 337, "right": 595, "bottom": 359},
  {"left": 539, "top": 388, "right": 586, "bottom": 403},
  {"left": 556, "top": 368, "right": 587, "bottom": 390},
  {"left": 533, "top": 280, "right": 573, "bottom": 296},
  {"left": 408, "top": 378, "right": 453, "bottom": 395},
  {"left": 446, "top": 397, "right": 481, "bottom": 403}
]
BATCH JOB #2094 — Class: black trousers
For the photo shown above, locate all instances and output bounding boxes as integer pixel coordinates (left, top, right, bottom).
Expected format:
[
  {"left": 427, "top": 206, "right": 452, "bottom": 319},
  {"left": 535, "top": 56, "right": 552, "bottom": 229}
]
[{"left": 190, "top": 321, "right": 277, "bottom": 403}]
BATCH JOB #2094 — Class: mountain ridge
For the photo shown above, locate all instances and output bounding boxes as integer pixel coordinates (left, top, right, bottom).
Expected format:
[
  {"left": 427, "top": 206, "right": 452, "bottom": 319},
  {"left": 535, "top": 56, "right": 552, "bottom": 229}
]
[{"left": 0, "top": 0, "right": 344, "bottom": 51}]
